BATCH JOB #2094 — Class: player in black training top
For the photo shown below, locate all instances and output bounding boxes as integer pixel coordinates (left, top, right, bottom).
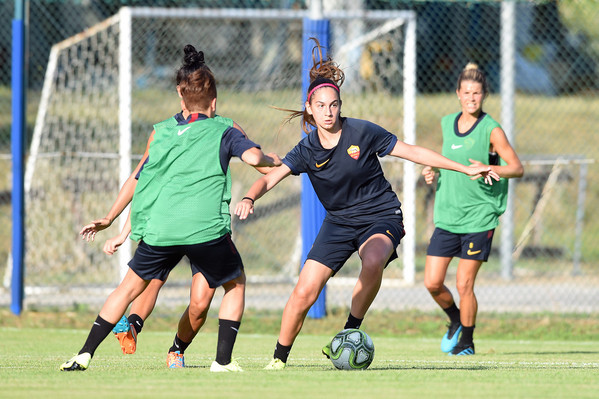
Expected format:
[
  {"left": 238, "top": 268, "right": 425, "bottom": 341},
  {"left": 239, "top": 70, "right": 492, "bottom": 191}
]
[{"left": 234, "top": 38, "right": 498, "bottom": 370}]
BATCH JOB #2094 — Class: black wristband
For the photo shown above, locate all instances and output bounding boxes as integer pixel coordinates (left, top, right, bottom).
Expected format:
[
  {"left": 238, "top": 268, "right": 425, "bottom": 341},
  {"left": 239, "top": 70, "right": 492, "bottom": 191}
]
[{"left": 242, "top": 196, "right": 255, "bottom": 205}]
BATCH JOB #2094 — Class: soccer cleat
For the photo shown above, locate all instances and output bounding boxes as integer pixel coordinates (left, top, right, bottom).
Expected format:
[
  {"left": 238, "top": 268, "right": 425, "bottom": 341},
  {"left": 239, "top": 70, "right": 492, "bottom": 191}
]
[
  {"left": 449, "top": 342, "right": 475, "bottom": 356},
  {"left": 112, "top": 315, "right": 130, "bottom": 334},
  {"left": 60, "top": 352, "right": 91, "bottom": 371},
  {"left": 264, "top": 358, "right": 286, "bottom": 370},
  {"left": 441, "top": 322, "right": 462, "bottom": 353},
  {"left": 167, "top": 351, "right": 185, "bottom": 368},
  {"left": 112, "top": 315, "right": 137, "bottom": 354},
  {"left": 210, "top": 358, "right": 244, "bottom": 372},
  {"left": 321, "top": 342, "right": 331, "bottom": 359}
]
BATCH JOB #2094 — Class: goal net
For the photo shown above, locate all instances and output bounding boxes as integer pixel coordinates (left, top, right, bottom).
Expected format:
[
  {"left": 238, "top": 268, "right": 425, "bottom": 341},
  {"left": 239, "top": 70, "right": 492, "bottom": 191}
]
[{"left": 22, "top": 7, "right": 416, "bottom": 307}]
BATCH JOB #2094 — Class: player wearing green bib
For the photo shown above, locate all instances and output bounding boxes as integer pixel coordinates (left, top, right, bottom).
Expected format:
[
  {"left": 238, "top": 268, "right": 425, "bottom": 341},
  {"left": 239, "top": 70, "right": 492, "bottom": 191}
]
[
  {"left": 61, "top": 45, "right": 281, "bottom": 372},
  {"left": 422, "top": 63, "right": 524, "bottom": 356},
  {"left": 434, "top": 111, "right": 509, "bottom": 233},
  {"left": 79, "top": 110, "right": 262, "bottom": 356},
  {"left": 131, "top": 117, "right": 233, "bottom": 246}
]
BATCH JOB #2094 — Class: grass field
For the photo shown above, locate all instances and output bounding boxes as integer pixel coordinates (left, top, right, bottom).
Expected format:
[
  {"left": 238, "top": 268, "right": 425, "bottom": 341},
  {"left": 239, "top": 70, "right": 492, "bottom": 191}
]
[
  {"left": 1, "top": 327, "right": 597, "bottom": 399},
  {"left": 1, "top": 308, "right": 598, "bottom": 399}
]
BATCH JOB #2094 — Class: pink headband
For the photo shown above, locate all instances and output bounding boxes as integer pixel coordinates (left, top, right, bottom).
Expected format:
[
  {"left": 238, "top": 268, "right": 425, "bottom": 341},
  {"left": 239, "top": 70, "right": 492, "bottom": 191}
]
[{"left": 307, "top": 83, "right": 340, "bottom": 101}]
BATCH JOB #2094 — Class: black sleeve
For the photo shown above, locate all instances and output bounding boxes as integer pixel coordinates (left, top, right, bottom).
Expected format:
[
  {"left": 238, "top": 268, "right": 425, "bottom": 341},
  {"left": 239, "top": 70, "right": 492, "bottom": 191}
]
[
  {"left": 135, "top": 157, "right": 149, "bottom": 180},
  {"left": 220, "top": 127, "right": 261, "bottom": 172}
]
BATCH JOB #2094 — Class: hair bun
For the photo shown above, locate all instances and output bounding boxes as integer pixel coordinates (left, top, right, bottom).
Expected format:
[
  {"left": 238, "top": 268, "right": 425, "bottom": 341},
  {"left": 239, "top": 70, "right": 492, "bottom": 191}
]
[
  {"left": 464, "top": 62, "right": 479, "bottom": 71},
  {"left": 183, "top": 44, "right": 205, "bottom": 68}
]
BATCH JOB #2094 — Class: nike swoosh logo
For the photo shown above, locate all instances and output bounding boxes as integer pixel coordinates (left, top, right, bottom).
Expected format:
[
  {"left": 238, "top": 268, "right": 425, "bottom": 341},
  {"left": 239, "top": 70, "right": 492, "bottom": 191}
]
[
  {"left": 315, "top": 159, "right": 330, "bottom": 168},
  {"left": 451, "top": 144, "right": 463, "bottom": 150},
  {"left": 386, "top": 230, "right": 395, "bottom": 240},
  {"left": 177, "top": 126, "right": 192, "bottom": 136},
  {"left": 467, "top": 249, "right": 481, "bottom": 255}
]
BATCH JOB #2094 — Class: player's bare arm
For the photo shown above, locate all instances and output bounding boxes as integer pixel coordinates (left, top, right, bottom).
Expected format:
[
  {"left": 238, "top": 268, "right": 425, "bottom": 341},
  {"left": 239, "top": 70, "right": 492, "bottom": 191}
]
[
  {"left": 487, "top": 127, "right": 524, "bottom": 179},
  {"left": 79, "top": 130, "right": 155, "bottom": 242},
  {"left": 390, "top": 140, "right": 499, "bottom": 183},
  {"left": 240, "top": 147, "right": 282, "bottom": 168},
  {"left": 235, "top": 164, "right": 291, "bottom": 220}
]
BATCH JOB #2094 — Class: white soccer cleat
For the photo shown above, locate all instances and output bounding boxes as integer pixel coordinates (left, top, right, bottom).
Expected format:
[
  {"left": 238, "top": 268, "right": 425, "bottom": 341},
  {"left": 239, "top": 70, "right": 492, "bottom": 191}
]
[{"left": 210, "top": 358, "right": 244, "bottom": 372}]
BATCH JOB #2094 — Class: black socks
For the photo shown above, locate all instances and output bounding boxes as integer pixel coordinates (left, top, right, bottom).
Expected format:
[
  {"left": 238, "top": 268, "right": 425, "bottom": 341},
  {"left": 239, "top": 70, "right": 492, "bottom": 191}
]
[
  {"left": 443, "top": 303, "right": 461, "bottom": 325},
  {"left": 273, "top": 341, "right": 292, "bottom": 363},
  {"left": 460, "top": 325, "right": 475, "bottom": 345},
  {"left": 344, "top": 313, "right": 364, "bottom": 330},
  {"left": 169, "top": 334, "right": 191, "bottom": 354},
  {"left": 215, "top": 319, "right": 241, "bottom": 365},
  {"left": 128, "top": 313, "right": 144, "bottom": 334},
  {"left": 79, "top": 315, "right": 115, "bottom": 357}
]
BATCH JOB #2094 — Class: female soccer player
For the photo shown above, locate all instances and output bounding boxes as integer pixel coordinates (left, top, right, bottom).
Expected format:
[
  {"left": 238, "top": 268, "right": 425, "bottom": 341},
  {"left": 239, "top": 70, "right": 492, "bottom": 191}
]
[
  {"left": 78, "top": 57, "right": 276, "bottom": 357},
  {"left": 234, "top": 39, "right": 499, "bottom": 369},
  {"left": 422, "top": 63, "right": 524, "bottom": 356},
  {"left": 60, "top": 45, "right": 281, "bottom": 372}
]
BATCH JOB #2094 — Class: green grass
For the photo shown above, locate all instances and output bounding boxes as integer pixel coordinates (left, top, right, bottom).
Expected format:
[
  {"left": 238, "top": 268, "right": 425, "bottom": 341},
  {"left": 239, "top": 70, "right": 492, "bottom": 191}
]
[
  {"left": 1, "top": 307, "right": 597, "bottom": 397},
  {"left": 1, "top": 326, "right": 597, "bottom": 399}
]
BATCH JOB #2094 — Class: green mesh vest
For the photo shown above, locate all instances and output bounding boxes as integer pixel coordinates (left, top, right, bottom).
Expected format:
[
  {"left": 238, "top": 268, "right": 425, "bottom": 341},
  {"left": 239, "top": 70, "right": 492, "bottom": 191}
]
[
  {"left": 130, "top": 115, "right": 234, "bottom": 245},
  {"left": 433, "top": 112, "right": 508, "bottom": 234}
]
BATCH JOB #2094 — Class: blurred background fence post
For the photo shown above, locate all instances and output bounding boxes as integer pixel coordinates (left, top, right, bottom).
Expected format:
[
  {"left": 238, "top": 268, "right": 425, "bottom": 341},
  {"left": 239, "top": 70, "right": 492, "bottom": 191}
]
[
  {"left": 301, "top": 14, "right": 329, "bottom": 319},
  {"left": 500, "top": 0, "right": 516, "bottom": 281}
]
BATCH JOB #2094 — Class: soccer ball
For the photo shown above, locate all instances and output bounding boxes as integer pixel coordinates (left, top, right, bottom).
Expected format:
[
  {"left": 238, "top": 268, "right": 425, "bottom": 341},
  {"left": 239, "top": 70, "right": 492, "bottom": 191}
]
[{"left": 329, "top": 328, "right": 375, "bottom": 370}]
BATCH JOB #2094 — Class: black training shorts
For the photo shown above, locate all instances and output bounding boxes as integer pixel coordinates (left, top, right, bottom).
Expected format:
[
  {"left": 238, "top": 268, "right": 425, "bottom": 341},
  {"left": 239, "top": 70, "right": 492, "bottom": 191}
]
[
  {"left": 128, "top": 233, "right": 243, "bottom": 288},
  {"left": 307, "top": 215, "right": 405, "bottom": 274},
  {"left": 426, "top": 227, "right": 495, "bottom": 261}
]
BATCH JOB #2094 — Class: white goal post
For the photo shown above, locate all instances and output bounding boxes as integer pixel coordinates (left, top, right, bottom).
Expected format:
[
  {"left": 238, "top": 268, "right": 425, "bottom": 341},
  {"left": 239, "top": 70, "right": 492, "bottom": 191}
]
[{"left": 21, "top": 7, "right": 417, "bottom": 307}]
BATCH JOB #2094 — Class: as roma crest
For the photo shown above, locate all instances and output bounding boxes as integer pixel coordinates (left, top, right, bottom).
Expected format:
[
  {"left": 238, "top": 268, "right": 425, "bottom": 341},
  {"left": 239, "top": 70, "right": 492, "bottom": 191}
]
[{"left": 347, "top": 145, "right": 360, "bottom": 160}]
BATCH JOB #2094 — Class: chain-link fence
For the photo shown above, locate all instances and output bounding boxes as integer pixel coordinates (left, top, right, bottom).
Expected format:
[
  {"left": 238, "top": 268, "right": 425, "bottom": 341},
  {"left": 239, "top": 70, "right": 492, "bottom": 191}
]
[{"left": 1, "top": 1, "right": 598, "bottom": 314}]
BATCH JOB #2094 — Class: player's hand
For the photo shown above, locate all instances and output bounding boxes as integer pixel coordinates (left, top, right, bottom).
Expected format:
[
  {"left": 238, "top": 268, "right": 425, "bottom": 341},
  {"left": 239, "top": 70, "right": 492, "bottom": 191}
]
[
  {"left": 103, "top": 235, "right": 125, "bottom": 255},
  {"left": 266, "top": 152, "right": 283, "bottom": 167},
  {"left": 234, "top": 198, "right": 255, "bottom": 220},
  {"left": 79, "top": 218, "right": 112, "bottom": 242},
  {"left": 421, "top": 166, "right": 436, "bottom": 185},
  {"left": 467, "top": 159, "right": 500, "bottom": 185}
]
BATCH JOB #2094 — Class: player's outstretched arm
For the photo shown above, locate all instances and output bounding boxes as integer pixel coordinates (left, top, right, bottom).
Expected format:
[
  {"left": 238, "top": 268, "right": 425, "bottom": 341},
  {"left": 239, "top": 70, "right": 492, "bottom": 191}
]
[
  {"left": 234, "top": 164, "right": 291, "bottom": 220},
  {"left": 390, "top": 141, "right": 500, "bottom": 184},
  {"left": 79, "top": 131, "right": 155, "bottom": 242},
  {"left": 233, "top": 121, "right": 280, "bottom": 175},
  {"left": 240, "top": 147, "right": 282, "bottom": 168}
]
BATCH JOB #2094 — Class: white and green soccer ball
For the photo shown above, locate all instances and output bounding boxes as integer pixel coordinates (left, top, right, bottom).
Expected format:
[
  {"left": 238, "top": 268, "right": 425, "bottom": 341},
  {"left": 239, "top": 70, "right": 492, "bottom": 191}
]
[{"left": 329, "top": 328, "right": 375, "bottom": 370}]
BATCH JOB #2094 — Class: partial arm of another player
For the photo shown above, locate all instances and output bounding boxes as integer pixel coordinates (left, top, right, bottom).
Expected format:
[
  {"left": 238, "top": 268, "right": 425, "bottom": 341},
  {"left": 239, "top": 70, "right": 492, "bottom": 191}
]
[
  {"left": 79, "top": 131, "right": 154, "bottom": 242},
  {"left": 234, "top": 164, "right": 292, "bottom": 220},
  {"left": 390, "top": 140, "right": 500, "bottom": 184},
  {"left": 103, "top": 210, "right": 132, "bottom": 255},
  {"left": 240, "top": 146, "right": 282, "bottom": 169},
  {"left": 469, "top": 127, "right": 524, "bottom": 179},
  {"left": 233, "top": 121, "right": 280, "bottom": 175}
]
